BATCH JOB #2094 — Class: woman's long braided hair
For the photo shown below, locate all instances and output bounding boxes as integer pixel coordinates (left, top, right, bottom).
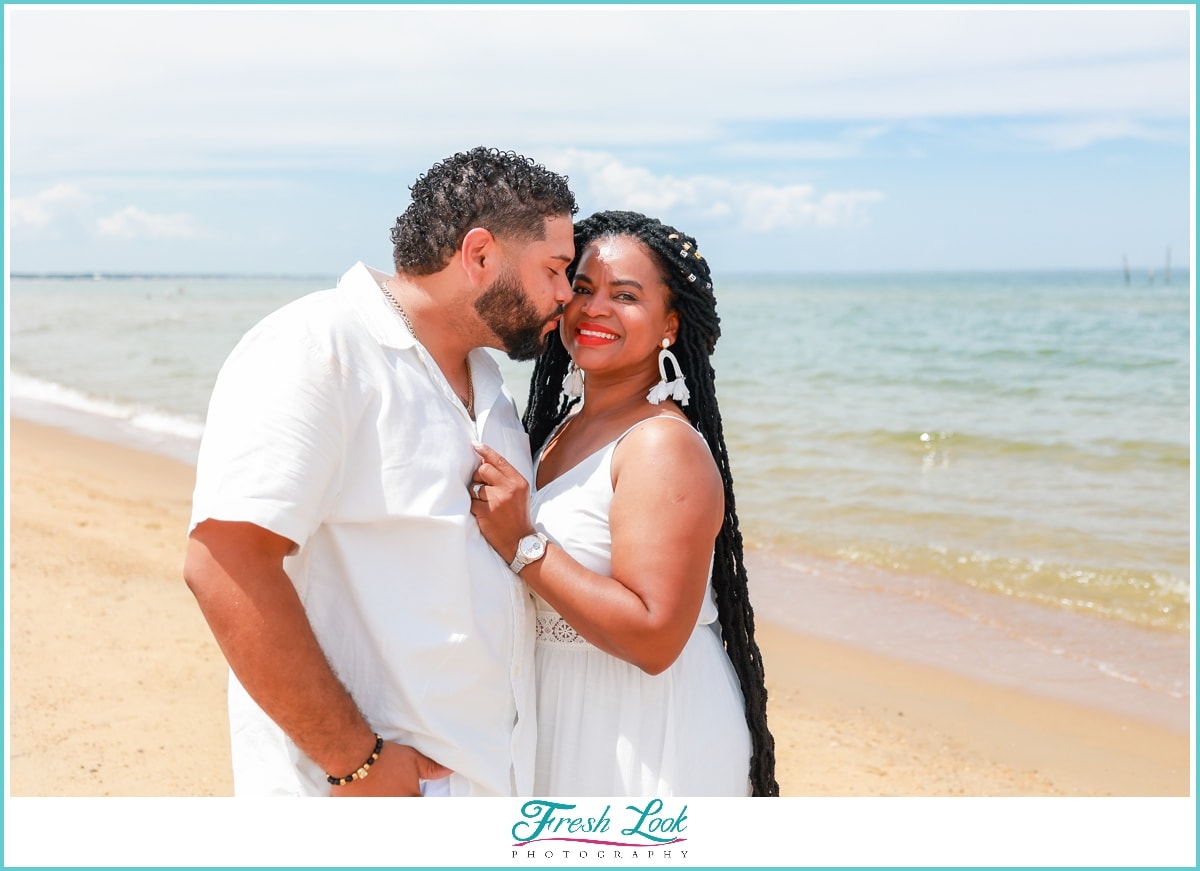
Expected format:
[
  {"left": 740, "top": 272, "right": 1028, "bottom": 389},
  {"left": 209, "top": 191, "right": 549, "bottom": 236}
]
[{"left": 523, "top": 210, "right": 780, "bottom": 797}]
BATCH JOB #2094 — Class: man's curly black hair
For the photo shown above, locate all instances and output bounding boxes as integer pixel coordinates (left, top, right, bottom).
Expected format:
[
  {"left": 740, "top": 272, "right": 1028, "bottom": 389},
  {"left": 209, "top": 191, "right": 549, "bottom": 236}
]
[{"left": 390, "top": 146, "right": 578, "bottom": 276}]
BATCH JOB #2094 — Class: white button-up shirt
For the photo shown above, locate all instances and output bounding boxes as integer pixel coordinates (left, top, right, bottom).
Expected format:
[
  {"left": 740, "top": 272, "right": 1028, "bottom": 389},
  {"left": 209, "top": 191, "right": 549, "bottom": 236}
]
[{"left": 190, "top": 262, "right": 537, "bottom": 796}]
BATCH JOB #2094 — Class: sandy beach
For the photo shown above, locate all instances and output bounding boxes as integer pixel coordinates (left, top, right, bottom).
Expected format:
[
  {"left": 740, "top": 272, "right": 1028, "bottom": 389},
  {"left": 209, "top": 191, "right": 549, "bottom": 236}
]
[{"left": 5, "top": 416, "right": 1192, "bottom": 799}]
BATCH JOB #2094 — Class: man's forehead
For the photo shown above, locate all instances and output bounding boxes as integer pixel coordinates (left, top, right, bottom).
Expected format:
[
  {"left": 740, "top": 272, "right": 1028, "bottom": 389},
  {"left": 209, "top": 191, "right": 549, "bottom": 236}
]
[{"left": 540, "top": 214, "right": 575, "bottom": 257}]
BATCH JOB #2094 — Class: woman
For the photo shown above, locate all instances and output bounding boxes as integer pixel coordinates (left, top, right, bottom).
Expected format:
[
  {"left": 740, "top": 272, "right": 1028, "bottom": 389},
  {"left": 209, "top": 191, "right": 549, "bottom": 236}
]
[{"left": 470, "top": 210, "right": 778, "bottom": 797}]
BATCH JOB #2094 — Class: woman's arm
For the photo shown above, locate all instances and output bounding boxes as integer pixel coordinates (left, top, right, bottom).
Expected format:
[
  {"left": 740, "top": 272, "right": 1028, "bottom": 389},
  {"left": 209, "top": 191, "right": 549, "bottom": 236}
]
[{"left": 471, "top": 420, "right": 723, "bottom": 674}]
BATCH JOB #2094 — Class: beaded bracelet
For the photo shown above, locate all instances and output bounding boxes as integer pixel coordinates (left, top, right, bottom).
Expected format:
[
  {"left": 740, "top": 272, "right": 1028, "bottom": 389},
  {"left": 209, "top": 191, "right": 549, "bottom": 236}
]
[{"left": 326, "top": 734, "right": 384, "bottom": 786}]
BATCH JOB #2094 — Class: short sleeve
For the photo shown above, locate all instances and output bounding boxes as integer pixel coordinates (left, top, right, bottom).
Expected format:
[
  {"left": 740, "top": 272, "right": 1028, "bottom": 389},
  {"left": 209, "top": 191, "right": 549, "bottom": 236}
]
[{"left": 188, "top": 314, "right": 350, "bottom": 551}]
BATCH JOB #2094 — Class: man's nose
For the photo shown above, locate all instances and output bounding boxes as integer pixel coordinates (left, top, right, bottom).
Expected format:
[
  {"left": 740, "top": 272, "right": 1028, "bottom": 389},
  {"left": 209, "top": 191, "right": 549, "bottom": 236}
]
[{"left": 555, "top": 275, "right": 573, "bottom": 305}]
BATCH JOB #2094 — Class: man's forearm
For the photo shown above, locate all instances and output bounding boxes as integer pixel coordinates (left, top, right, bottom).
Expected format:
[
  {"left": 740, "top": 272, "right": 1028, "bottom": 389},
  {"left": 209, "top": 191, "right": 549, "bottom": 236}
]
[{"left": 184, "top": 523, "right": 377, "bottom": 777}]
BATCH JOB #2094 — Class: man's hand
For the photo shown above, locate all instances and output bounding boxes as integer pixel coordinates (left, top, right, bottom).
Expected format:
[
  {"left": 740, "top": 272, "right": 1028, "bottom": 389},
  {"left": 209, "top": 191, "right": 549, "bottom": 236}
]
[{"left": 330, "top": 742, "right": 454, "bottom": 797}]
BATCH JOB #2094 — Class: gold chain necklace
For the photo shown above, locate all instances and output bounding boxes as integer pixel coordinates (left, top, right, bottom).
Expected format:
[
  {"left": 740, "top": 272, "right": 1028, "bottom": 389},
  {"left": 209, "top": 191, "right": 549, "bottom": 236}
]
[{"left": 380, "top": 279, "right": 474, "bottom": 419}]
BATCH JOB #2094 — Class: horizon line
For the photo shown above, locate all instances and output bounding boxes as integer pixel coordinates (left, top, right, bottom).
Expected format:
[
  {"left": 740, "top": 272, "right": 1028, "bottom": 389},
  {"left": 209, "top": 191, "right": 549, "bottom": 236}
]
[{"left": 8, "top": 265, "right": 1193, "bottom": 281}]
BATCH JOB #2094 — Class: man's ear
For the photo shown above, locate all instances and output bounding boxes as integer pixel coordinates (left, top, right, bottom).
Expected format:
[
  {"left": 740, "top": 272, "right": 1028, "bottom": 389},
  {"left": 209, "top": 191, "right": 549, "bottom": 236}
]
[{"left": 459, "top": 227, "right": 497, "bottom": 284}]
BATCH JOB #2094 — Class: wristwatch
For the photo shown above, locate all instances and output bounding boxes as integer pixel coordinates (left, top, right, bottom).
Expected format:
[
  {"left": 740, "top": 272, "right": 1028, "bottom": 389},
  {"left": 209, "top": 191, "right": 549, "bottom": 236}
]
[{"left": 509, "top": 532, "right": 549, "bottom": 574}]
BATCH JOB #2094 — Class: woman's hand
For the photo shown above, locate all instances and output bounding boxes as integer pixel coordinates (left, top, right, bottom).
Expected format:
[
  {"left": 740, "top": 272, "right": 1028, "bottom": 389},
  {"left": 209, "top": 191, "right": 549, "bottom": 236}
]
[{"left": 469, "top": 444, "right": 535, "bottom": 564}]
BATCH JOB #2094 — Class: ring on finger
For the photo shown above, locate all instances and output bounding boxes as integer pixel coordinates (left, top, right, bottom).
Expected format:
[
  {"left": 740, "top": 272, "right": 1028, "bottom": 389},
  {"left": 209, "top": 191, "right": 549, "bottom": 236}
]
[{"left": 472, "top": 482, "right": 486, "bottom": 500}]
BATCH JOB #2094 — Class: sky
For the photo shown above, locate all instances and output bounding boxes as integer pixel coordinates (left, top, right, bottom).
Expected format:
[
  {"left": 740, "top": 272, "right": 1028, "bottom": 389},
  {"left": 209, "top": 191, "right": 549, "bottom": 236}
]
[{"left": 4, "top": 3, "right": 1194, "bottom": 276}]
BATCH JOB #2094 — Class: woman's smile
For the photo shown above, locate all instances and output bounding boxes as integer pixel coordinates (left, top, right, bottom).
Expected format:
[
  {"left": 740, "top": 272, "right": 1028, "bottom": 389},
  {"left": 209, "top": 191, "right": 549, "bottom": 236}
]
[{"left": 575, "top": 322, "right": 620, "bottom": 345}]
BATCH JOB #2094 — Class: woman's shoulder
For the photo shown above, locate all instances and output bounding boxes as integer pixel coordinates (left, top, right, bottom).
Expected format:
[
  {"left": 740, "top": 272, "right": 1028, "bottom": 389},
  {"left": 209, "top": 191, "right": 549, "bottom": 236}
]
[
  {"left": 610, "top": 413, "right": 723, "bottom": 522},
  {"left": 615, "top": 412, "right": 703, "bottom": 444},
  {"left": 612, "top": 413, "right": 716, "bottom": 477}
]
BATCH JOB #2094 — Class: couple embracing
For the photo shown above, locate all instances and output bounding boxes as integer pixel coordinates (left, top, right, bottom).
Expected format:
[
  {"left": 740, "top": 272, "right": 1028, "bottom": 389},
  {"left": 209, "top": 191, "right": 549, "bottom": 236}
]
[{"left": 184, "top": 147, "right": 779, "bottom": 798}]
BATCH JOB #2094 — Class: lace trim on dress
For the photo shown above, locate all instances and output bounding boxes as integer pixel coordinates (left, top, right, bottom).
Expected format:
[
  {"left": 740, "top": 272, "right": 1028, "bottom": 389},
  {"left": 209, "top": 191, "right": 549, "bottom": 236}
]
[{"left": 535, "top": 614, "right": 592, "bottom": 646}]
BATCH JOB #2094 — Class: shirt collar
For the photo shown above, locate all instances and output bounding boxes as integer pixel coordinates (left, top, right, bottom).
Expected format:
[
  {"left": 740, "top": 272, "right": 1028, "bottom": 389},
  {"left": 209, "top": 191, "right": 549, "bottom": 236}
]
[
  {"left": 339, "top": 261, "right": 512, "bottom": 421},
  {"left": 340, "top": 261, "right": 418, "bottom": 351}
]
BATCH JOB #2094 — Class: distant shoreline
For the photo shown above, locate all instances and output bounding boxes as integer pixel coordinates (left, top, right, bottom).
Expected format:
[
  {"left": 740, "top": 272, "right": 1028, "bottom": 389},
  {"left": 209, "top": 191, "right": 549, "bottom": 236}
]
[
  {"left": 7, "top": 272, "right": 338, "bottom": 281},
  {"left": 8, "top": 266, "right": 1191, "bottom": 281}
]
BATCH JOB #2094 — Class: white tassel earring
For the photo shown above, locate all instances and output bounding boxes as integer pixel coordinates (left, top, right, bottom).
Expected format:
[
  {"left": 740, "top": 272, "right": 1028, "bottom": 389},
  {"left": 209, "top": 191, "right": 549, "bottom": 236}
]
[
  {"left": 646, "top": 338, "right": 690, "bottom": 406},
  {"left": 562, "top": 361, "right": 585, "bottom": 398}
]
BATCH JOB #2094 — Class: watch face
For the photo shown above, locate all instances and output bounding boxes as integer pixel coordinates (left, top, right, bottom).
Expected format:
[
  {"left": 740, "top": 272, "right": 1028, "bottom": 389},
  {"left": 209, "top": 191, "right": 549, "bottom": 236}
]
[{"left": 523, "top": 535, "right": 545, "bottom": 560}]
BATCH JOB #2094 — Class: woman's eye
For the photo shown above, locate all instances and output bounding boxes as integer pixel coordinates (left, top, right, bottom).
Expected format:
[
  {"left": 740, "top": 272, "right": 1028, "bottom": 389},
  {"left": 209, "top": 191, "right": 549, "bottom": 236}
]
[{"left": 571, "top": 285, "right": 590, "bottom": 295}]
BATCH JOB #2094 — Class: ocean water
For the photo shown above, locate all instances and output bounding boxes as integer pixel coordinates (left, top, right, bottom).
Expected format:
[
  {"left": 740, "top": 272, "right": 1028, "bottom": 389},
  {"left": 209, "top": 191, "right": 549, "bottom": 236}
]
[
  {"left": 6, "top": 269, "right": 1193, "bottom": 723},
  {"left": 716, "top": 271, "right": 1192, "bottom": 633}
]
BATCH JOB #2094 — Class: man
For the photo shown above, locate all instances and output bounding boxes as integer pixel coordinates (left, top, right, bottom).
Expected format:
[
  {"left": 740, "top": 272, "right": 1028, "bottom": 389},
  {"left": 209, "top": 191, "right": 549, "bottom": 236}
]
[{"left": 183, "top": 147, "right": 577, "bottom": 796}]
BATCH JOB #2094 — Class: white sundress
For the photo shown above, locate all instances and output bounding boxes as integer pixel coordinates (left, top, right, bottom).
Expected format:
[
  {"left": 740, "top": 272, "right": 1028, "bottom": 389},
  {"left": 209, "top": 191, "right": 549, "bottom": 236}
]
[{"left": 529, "top": 417, "right": 752, "bottom": 797}]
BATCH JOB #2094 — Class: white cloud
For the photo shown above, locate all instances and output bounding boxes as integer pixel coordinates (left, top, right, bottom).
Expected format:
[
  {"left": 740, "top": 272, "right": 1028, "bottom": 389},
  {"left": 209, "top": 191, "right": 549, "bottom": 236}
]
[
  {"left": 546, "top": 150, "right": 885, "bottom": 232},
  {"left": 719, "top": 127, "right": 893, "bottom": 162},
  {"left": 10, "top": 183, "right": 89, "bottom": 230},
  {"left": 5, "top": 7, "right": 1190, "bottom": 176},
  {"left": 4, "top": 7, "right": 1188, "bottom": 273},
  {"left": 95, "top": 206, "right": 199, "bottom": 240},
  {"left": 742, "top": 186, "right": 886, "bottom": 232},
  {"left": 1004, "top": 118, "right": 1186, "bottom": 151}
]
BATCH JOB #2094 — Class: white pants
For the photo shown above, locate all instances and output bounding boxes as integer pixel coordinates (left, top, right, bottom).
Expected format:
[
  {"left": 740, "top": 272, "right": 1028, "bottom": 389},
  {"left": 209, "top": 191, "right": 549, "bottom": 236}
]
[{"left": 419, "top": 776, "right": 452, "bottom": 797}]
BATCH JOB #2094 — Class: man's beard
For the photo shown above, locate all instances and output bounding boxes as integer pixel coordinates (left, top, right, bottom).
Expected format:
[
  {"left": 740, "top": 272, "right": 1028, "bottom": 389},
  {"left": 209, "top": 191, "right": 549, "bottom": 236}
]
[{"left": 474, "top": 266, "right": 560, "bottom": 362}]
